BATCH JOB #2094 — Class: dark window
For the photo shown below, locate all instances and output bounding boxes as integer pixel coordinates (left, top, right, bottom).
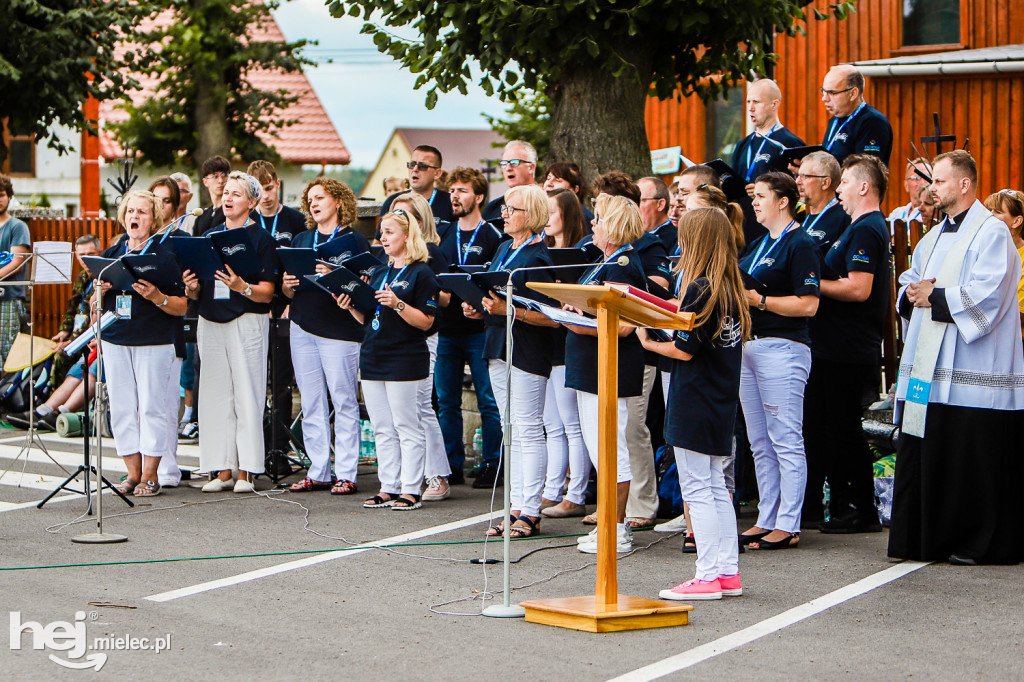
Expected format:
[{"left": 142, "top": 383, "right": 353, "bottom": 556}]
[
  {"left": 8, "top": 138, "right": 34, "bottom": 176},
  {"left": 705, "top": 93, "right": 745, "bottom": 162},
  {"left": 902, "top": 0, "right": 960, "bottom": 47}
]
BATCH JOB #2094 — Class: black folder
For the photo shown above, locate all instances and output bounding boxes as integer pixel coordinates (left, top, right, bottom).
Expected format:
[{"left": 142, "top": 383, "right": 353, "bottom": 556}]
[
  {"left": 208, "top": 227, "right": 264, "bottom": 278},
  {"left": 741, "top": 271, "right": 768, "bottom": 293},
  {"left": 81, "top": 257, "right": 136, "bottom": 292},
  {"left": 277, "top": 247, "right": 318, "bottom": 291},
  {"left": 454, "top": 264, "right": 489, "bottom": 275},
  {"left": 123, "top": 254, "right": 181, "bottom": 293},
  {"left": 547, "top": 248, "right": 594, "bottom": 268},
  {"left": 169, "top": 237, "right": 222, "bottom": 280},
  {"left": 703, "top": 159, "right": 749, "bottom": 203},
  {"left": 770, "top": 145, "right": 826, "bottom": 172},
  {"left": 437, "top": 273, "right": 488, "bottom": 313},
  {"left": 341, "top": 251, "right": 385, "bottom": 279},
  {"left": 315, "top": 232, "right": 362, "bottom": 266},
  {"left": 305, "top": 269, "right": 378, "bottom": 315}
]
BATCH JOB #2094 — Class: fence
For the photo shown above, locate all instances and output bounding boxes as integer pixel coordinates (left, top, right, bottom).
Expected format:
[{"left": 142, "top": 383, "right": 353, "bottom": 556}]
[{"left": 26, "top": 217, "right": 121, "bottom": 339}]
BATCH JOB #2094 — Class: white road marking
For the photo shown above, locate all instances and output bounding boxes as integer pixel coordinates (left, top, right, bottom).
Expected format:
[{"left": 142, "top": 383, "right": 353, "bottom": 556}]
[
  {"left": 608, "top": 561, "right": 931, "bottom": 682},
  {"left": 146, "top": 510, "right": 502, "bottom": 602},
  {"left": 0, "top": 443, "right": 129, "bottom": 475}
]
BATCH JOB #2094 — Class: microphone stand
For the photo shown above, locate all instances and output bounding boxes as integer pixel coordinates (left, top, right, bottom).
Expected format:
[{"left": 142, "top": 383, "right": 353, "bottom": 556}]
[{"left": 482, "top": 251, "right": 625, "bottom": 618}]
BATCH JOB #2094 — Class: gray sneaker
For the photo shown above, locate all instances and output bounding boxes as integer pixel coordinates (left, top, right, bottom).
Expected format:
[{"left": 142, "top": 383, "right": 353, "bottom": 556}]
[{"left": 178, "top": 421, "right": 198, "bottom": 443}]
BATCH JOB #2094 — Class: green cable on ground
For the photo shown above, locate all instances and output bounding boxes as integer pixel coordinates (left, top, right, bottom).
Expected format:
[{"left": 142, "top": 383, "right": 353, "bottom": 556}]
[{"left": 0, "top": 533, "right": 588, "bottom": 571}]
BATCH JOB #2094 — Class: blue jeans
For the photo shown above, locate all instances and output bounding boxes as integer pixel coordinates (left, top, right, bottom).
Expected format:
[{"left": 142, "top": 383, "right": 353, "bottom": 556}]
[{"left": 434, "top": 332, "right": 502, "bottom": 471}]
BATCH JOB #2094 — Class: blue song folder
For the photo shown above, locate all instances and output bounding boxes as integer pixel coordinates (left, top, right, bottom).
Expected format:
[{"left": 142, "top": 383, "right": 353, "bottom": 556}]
[
  {"left": 305, "top": 268, "right": 378, "bottom": 316},
  {"left": 277, "top": 247, "right": 317, "bottom": 291},
  {"left": 171, "top": 227, "right": 263, "bottom": 280}
]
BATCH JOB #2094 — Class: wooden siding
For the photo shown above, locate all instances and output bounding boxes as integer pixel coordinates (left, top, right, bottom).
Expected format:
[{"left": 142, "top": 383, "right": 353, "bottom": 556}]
[
  {"left": 646, "top": 0, "right": 1024, "bottom": 208},
  {"left": 25, "top": 218, "right": 121, "bottom": 339}
]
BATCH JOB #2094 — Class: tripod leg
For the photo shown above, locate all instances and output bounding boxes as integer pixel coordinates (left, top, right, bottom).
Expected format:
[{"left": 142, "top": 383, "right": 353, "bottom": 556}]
[
  {"left": 35, "top": 466, "right": 90, "bottom": 509},
  {"left": 98, "top": 472, "right": 135, "bottom": 508}
]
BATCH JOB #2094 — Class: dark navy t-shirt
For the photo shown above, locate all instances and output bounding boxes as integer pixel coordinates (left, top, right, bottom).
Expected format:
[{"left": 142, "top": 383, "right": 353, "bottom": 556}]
[
  {"left": 288, "top": 227, "right": 369, "bottom": 342},
  {"left": 101, "top": 239, "right": 184, "bottom": 347},
  {"left": 665, "top": 279, "right": 743, "bottom": 458},
  {"left": 564, "top": 250, "right": 647, "bottom": 396},
  {"left": 196, "top": 223, "right": 277, "bottom": 323},
  {"left": 380, "top": 189, "right": 453, "bottom": 224},
  {"left": 256, "top": 205, "right": 307, "bottom": 247},
  {"left": 739, "top": 226, "right": 820, "bottom": 345},
  {"left": 358, "top": 261, "right": 440, "bottom": 381},
  {"left": 437, "top": 219, "right": 506, "bottom": 336},
  {"left": 649, "top": 221, "right": 678, "bottom": 254},
  {"left": 482, "top": 238, "right": 555, "bottom": 378},
  {"left": 811, "top": 210, "right": 891, "bottom": 363},
  {"left": 732, "top": 126, "right": 805, "bottom": 184},
  {"left": 822, "top": 103, "right": 893, "bottom": 166},
  {"left": 800, "top": 200, "right": 850, "bottom": 256}
]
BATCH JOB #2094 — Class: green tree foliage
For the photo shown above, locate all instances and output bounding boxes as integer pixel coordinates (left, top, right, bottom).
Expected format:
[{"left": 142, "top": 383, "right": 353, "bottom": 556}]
[
  {"left": 332, "top": 0, "right": 854, "bottom": 180},
  {"left": 0, "top": 0, "right": 142, "bottom": 164},
  {"left": 114, "top": 0, "right": 313, "bottom": 170}
]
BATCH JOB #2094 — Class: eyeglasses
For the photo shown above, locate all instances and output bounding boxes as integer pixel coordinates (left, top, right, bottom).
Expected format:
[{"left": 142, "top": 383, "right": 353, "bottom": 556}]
[
  {"left": 499, "top": 159, "right": 532, "bottom": 167},
  {"left": 204, "top": 172, "right": 228, "bottom": 180},
  {"left": 820, "top": 86, "right": 854, "bottom": 97},
  {"left": 796, "top": 173, "right": 828, "bottom": 179},
  {"left": 639, "top": 197, "right": 661, "bottom": 202},
  {"left": 500, "top": 204, "right": 526, "bottom": 216},
  {"left": 406, "top": 161, "right": 438, "bottom": 171}
]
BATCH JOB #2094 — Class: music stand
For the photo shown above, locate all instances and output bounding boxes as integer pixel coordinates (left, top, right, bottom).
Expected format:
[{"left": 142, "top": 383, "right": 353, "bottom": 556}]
[
  {"left": 519, "top": 282, "right": 695, "bottom": 633},
  {"left": 264, "top": 317, "right": 306, "bottom": 483},
  {"left": 0, "top": 248, "right": 76, "bottom": 485}
]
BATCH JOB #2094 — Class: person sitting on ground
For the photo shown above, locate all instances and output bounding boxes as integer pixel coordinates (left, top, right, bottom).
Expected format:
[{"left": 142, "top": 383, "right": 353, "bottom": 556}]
[{"left": 5, "top": 355, "right": 99, "bottom": 431}]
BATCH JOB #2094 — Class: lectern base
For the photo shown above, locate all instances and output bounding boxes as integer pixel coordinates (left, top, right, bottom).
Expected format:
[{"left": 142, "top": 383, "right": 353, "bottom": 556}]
[{"left": 520, "top": 594, "right": 693, "bottom": 632}]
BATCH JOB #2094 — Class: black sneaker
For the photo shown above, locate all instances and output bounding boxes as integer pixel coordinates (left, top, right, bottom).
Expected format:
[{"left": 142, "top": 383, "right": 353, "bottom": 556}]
[
  {"left": 4, "top": 411, "right": 33, "bottom": 429},
  {"left": 37, "top": 412, "right": 58, "bottom": 432},
  {"left": 471, "top": 464, "right": 503, "bottom": 489},
  {"left": 448, "top": 468, "right": 465, "bottom": 485},
  {"left": 819, "top": 510, "right": 882, "bottom": 534}
]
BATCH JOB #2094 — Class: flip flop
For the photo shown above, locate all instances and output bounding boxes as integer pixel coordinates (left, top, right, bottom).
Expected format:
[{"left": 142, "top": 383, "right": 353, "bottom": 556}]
[
  {"left": 133, "top": 480, "right": 161, "bottom": 497},
  {"left": 114, "top": 478, "right": 139, "bottom": 496}
]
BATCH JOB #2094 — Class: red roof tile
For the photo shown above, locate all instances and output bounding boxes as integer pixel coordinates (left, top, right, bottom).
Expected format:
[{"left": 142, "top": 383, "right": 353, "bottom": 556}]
[{"left": 99, "top": 11, "right": 349, "bottom": 166}]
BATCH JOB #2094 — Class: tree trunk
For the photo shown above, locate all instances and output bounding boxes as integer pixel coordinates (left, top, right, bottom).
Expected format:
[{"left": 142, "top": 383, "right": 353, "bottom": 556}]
[
  {"left": 547, "top": 42, "right": 654, "bottom": 188},
  {"left": 193, "top": 69, "right": 231, "bottom": 205}
]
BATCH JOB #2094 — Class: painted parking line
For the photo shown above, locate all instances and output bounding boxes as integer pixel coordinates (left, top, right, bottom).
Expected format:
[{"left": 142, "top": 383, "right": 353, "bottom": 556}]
[
  {"left": 146, "top": 509, "right": 502, "bottom": 602},
  {"left": 608, "top": 560, "right": 931, "bottom": 682}
]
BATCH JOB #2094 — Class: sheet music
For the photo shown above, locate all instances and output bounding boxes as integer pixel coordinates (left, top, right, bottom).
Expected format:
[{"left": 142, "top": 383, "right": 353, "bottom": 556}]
[
  {"left": 63, "top": 312, "right": 118, "bottom": 356},
  {"left": 31, "top": 241, "right": 74, "bottom": 284},
  {"left": 532, "top": 300, "right": 598, "bottom": 328}
]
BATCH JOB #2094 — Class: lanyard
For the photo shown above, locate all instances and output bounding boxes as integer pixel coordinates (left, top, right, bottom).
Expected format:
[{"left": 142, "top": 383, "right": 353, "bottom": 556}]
[
  {"left": 258, "top": 210, "right": 279, "bottom": 237},
  {"left": 582, "top": 245, "right": 631, "bottom": 284},
  {"left": 496, "top": 234, "right": 537, "bottom": 271},
  {"left": 746, "top": 220, "right": 795, "bottom": 275},
  {"left": 79, "top": 281, "right": 93, "bottom": 315},
  {"left": 802, "top": 198, "right": 837, "bottom": 235},
  {"left": 159, "top": 215, "right": 186, "bottom": 243},
  {"left": 825, "top": 101, "right": 866, "bottom": 151},
  {"left": 313, "top": 226, "right": 341, "bottom": 248},
  {"left": 745, "top": 124, "right": 779, "bottom": 182},
  {"left": 373, "top": 264, "right": 410, "bottom": 322},
  {"left": 125, "top": 239, "right": 151, "bottom": 256},
  {"left": 456, "top": 220, "right": 485, "bottom": 266}
]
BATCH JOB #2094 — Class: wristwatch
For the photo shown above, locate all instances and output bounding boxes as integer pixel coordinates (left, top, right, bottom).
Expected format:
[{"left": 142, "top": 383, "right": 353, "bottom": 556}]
[
  {"left": 242, "top": 284, "right": 253, "bottom": 298},
  {"left": 757, "top": 295, "right": 767, "bottom": 311},
  {"left": 156, "top": 295, "right": 169, "bottom": 308},
  {"left": 395, "top": 301, "right": 406, "bottom": 312}
]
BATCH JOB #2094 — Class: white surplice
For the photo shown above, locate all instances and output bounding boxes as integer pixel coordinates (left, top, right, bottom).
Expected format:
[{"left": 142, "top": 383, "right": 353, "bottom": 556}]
[{"left": 896, "top": 199, "right": 1024, "bottom": 412}]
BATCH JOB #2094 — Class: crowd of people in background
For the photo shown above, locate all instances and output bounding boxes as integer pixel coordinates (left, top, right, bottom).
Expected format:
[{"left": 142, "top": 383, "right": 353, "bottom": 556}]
[{"left": 1, "top": 60, "right": 1022, "bottom": 603}]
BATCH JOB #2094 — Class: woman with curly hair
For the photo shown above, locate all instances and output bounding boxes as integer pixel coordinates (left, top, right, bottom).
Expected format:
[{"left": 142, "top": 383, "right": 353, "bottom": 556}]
[{"left": 282, "top": 177, "right": 370, "bottom": 495}]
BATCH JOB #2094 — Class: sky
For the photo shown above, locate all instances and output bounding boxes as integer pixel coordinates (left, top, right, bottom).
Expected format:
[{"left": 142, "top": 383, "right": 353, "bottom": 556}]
[{"left": 272, "top": 0, "right": 510, "bottom": 169}]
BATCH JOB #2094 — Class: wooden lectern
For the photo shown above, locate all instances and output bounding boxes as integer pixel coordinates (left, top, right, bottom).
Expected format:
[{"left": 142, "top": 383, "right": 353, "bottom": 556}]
[{"left": 521, "top": 282, "right": 695, "bottom": 632}]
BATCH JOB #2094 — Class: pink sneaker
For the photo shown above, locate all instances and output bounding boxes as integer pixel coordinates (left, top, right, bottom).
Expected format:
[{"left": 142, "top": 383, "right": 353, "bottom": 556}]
[
  {"left": 659, "top": 578, "right": 722, "bottom": 601},
  {"left": 718, "top": 573, "right": 743, "bottom": 596}
]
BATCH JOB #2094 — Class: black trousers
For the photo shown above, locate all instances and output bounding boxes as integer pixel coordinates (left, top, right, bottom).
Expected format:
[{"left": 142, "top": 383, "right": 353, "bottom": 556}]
[
  {"left": 265, "top": 318, "right": 294, "bottom": 452},
  {"left": 803, "top": 357, "right": 877, "bottom": 522},
  {"left": 888, "top": 403, "right": 1022, "bottom": 564}
]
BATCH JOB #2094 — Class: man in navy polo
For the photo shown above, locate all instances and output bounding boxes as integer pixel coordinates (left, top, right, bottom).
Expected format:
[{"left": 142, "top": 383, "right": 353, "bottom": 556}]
[{"left": 820, "top": 64, "right": 893, "bottom": 166}]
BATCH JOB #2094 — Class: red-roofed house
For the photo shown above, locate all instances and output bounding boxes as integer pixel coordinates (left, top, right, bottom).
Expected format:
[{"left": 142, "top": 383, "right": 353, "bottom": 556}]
[{"left": 11, "top": 10, "right": 349, "bottom": 216}]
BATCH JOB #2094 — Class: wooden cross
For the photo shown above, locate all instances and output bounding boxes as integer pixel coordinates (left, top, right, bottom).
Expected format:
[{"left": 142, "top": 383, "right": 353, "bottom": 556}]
[{"left": 920, "top": 112, "right": 957, "bottom": 157}]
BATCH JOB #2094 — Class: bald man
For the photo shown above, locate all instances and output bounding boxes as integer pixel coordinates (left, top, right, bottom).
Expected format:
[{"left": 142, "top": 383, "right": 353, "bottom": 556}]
[
  {"left": 733, "top": 79, "right": 805, "bottom": 195},
  {"left": 820, "top": 64, "right": 893, "bottom": 166}
]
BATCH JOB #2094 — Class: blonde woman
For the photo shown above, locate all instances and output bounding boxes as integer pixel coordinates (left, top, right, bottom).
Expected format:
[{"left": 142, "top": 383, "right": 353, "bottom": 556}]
[
  {"left": 337, "top": 211, "right": 440, "bottom": 510},
  {"left": 182, "top": 172, "right": 276, "bottom": 493}
]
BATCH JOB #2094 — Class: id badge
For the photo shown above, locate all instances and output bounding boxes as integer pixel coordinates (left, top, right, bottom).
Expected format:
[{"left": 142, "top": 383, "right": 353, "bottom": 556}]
[
  {"left": 214, "top": 280, "right": 231, "bottom": 300},
  {"left": 115, "top": 295, "right": 132, "bottom": 319},
  {"left": 73, "top": 313, "right": 88, "bottom": 332}
]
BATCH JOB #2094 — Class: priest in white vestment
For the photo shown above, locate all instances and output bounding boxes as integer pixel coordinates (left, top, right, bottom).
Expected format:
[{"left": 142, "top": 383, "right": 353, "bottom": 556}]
[{"left": 890, "top": 150, "right": 1024, "bottom": 566}]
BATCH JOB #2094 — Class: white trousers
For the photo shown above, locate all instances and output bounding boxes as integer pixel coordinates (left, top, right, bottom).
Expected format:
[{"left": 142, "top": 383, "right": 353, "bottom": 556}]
[
  {"left": 542, "top": 365, "right": 590, "bottom": 505},
  {"left": 676, "top": 447, "right": 739, "bottom": 581},
  {"left": 576, "top": 390, "right": 632, "bottom": 483},
  {"left": 421, "top": 334, "right": 451, "bottom": 479},
  {"left": 362, "top": 379, "right": 426, "bottom": 495},
  {"left": 290, "top": 324, "right": 360, "bottom": 483},
  {"left": 626, "top": 364, "right": 658, "bottom": 519},
  {"left": 198, "top": 314, "right": 269, "bottom": 474},
  {"left": 739, "top": 337, "right": 811, "bottom": 533},
  {"left": 489, "top": 359, "right": 548, "bottom": 517},
  {"left": 102, "top": 342, "right": 180, "bottom": 461}
]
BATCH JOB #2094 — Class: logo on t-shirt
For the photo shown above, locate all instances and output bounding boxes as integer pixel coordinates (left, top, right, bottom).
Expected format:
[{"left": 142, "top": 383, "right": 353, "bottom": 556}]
[
  {"left": 718, "top": 317, "right": 742, "bottom": 348},
  {"left": 805, "top": 228, "right": 826, "bottom": 241},
  {"left": 804, "top": 271, "right": 819, "bottom": 287},
  {"left": 463, "top": 245, "right": 483, "bottom": 256},
  {"left": 852, "top": 249, "right": 870, "bottom": 263},
  {"left": 758, "top": 257, "right": 775, "bottom": 268},
  {"left": 863, "top": 140, "right": 881, "bottom": 153},
  {"left": 834, "top": 132, "right": 849, "bottom": 144},
  {"left": 755, "top": 152, "right": 772, "bottom": 165},
  {"left": 276, "top": 232, "right": 293, "bottom": 242},
  {"left": 390, "top": 279, "right": 410, "bottom": 291}
]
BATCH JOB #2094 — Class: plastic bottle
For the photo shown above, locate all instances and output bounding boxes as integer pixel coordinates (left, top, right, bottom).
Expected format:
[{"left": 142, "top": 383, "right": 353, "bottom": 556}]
[
  {"left": 360, "top": 420, "right": 375, "bottom": 460},
  {"left": 472, "top": 428, "right": 483, "bottom": 457},
  {"left": 823, "top": 482, "right": 831, "bottom": 522}
]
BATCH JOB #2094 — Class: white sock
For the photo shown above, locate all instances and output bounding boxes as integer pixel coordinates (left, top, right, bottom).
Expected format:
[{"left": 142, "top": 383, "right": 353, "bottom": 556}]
[
  {"left": 182, "top": 406, "right": 194, "bottom": 422},
  {"left": 57, "top": 406, "right": 70, "bottom": 414},
  {"left": 36, "top": 405, "right": 54, "bottom": 417}
]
